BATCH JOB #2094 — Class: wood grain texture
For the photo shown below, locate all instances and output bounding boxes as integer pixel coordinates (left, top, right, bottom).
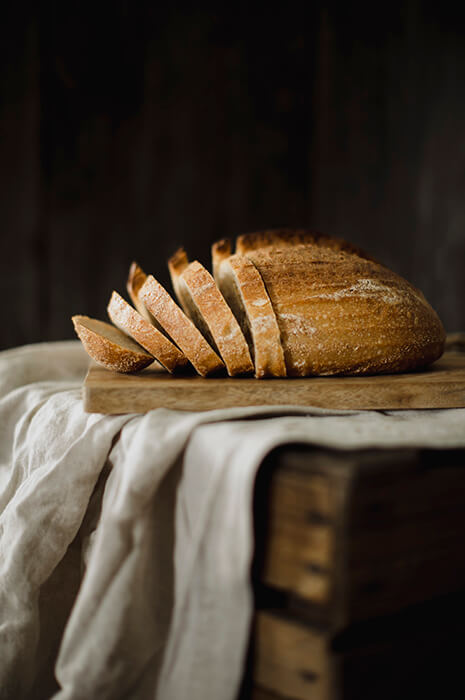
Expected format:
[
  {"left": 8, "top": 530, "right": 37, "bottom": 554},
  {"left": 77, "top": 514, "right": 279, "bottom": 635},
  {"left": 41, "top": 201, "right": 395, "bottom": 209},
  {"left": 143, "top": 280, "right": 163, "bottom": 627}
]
[
  {"left": 83, "top": 351, "right": 465, "bottom": 413},
  {"left": 253, "top": 612, "right": 330, "bottom": 700},
  {"left": 250, "top": 445, "right": 465, "bottom": 699},
  {"left": 249, "top": 596, "right": 465, "bottom": 700},
  {"left": 253, "top": 447, "right": 465, "bottom": 627}
]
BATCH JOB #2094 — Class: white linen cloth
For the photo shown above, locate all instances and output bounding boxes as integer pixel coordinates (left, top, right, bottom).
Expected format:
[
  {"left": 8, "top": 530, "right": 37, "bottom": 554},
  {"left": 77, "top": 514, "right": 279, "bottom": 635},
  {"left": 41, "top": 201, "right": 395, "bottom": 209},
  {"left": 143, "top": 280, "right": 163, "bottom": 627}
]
[{"left": 1, "top": 341, "right": 464, "bottom": 700}]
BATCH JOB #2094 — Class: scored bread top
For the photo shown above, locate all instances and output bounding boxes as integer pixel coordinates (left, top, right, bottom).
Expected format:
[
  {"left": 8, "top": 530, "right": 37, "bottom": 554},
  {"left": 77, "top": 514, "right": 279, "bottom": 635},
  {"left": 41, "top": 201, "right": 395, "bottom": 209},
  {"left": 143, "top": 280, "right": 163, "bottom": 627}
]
[
  {"left": 245, "top": 244, "right": 445, "bottom": 376},
  {"left": 139, "top": 274, "right": 224, "bottom": 376},
  {"left": 107, "top": 291, "right": 188, "bottom": 373},
  {"left": 215, "top": 253, "right": 286, "bottom": 378},
  {"left": 236, "top": 228, "right": 374, "bottom": 261},
  {"left": 72, "top": 315, "right": 154, "bottom": 373},
  {"left": 177, "top": 259, "right": 254, "bottom": 376}
]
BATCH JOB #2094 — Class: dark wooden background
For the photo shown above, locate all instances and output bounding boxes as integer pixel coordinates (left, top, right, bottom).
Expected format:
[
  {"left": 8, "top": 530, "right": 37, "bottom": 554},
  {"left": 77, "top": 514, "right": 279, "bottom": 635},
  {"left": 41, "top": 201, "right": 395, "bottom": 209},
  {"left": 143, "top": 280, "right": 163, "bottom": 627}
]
[{"left": 1, "top": 2, "right": 464, "bottom": 350}]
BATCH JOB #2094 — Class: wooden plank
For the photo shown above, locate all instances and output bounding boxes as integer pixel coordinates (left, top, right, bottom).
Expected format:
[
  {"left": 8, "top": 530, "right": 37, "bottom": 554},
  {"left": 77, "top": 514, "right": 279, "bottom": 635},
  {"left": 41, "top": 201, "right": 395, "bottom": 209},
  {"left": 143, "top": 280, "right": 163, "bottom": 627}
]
[
  {"left": 250, "top": 594, "right": 465, "bottom": 700},
  {"left": 83, "top": 352, "right": 465, "bottom": 413},
  {"left": 253, "top": 612, "right": 330, "bottom": 700},
  {"left": 260, "top": 471, "right": 334, "bottom": 605},
  {"left": 250, "top": 688, "right": 287, "bottom": 700}
]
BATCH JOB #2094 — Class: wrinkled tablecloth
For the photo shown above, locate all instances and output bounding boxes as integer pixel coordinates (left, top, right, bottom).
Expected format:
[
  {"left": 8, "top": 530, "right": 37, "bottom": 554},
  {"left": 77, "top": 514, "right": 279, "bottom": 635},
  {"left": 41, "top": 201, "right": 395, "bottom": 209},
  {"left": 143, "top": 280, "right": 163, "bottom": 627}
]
[{"left": 1, "top": 341, "right": 464, "bottom": 700}]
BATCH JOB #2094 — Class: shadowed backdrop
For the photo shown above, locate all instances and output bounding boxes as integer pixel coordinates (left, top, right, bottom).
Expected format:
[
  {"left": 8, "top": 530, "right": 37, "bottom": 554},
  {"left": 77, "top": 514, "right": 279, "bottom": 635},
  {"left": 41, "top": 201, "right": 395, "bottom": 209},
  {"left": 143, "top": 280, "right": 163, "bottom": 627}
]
[{"left": 1, "top": 2, "right": 464, "bottom": 349}]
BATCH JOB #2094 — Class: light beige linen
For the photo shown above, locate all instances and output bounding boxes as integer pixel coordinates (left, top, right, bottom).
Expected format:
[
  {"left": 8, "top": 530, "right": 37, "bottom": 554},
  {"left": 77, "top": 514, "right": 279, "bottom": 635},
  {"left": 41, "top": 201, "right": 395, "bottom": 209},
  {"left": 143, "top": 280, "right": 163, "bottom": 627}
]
[{"left": 1, "top": 341, "right": 464, "bottom": 700}]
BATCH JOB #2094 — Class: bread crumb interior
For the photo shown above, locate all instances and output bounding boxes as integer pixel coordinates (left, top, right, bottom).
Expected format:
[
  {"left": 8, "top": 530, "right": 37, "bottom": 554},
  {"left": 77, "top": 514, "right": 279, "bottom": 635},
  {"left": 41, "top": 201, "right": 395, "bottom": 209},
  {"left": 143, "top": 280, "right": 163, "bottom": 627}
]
[{"left": 217, "top": 268, "right": 255, "bottom": 362}]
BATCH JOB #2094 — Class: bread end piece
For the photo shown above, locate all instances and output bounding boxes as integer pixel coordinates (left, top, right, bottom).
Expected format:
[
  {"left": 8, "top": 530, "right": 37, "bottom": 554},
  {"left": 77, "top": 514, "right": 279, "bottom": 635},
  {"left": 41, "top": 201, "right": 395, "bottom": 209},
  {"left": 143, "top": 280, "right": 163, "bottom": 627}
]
[
  {"left": 246, "top": 245, "right": 445, "bottom": 376},
  {"left": 72, "top": 314, "right": 154, "bottom": 373}
]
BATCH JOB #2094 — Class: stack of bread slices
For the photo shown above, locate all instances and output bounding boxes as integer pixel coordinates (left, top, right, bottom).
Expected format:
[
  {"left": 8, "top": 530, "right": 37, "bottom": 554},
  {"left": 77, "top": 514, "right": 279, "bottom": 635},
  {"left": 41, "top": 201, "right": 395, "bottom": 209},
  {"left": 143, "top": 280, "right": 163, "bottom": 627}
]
[{"left": 72, "top": 230, "right": 446, "bottom": 378}]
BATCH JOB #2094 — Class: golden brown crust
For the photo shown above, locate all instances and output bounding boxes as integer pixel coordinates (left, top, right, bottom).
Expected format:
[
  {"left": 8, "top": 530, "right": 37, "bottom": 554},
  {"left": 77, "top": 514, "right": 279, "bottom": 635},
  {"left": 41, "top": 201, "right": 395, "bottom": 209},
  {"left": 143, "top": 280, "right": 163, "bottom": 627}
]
[
  {"left": 168, "top": 247, "right": 189, "bottom": 278},
  {"left": 211, "top": 239, "right": 232, "bottom": 280},
  {"left": 180, "top": 260, "right": 254, "bottom": 376},
  {"left": 216, "top": 255, "right": 286, "bottom": 378},
  {"left": 139, "top": 275, "right": 224, "bottom": 377},
  {"left": 127, "top": 262, "right": 153, "bottom": 322},
  {"left": 107, "top": 291, "right": 188, "bottom": 373},
  {"left": 245, "top": 245, "right": 445, "bottom": 376},
  {"left": 168, "top": 248, "right": 190, "bottom": 313},
  {"left": 72, "top": 315, "right": 154, "bottom": 373},
  {"left": 235, "top": 228, "right": 375, "bottom": 262}
]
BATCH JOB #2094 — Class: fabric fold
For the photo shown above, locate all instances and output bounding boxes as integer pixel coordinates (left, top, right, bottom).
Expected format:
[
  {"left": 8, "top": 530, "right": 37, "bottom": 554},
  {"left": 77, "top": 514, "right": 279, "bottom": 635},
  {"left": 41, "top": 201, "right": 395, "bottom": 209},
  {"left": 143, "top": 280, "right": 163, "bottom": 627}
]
[{"left": 1, "top": 341, "right": 464, "bottom": 700}]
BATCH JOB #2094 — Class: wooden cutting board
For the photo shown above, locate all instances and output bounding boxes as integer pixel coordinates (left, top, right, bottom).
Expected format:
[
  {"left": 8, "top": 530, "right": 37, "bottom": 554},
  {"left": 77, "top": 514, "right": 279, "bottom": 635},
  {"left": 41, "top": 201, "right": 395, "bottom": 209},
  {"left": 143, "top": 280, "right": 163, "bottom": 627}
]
[{"left": 83, "top": 350, "right": 465, "bottom": 413}]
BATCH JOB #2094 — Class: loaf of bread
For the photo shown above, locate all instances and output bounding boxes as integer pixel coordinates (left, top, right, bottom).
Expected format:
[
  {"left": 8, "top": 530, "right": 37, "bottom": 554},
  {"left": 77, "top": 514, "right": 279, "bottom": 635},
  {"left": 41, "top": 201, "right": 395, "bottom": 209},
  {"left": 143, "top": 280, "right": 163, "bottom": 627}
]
[
  {"left": 240, "top": 243, "right": 445, "bottom": 376},
  {"left": 72, "top": 229, "right": 445, "bottom": 379}
]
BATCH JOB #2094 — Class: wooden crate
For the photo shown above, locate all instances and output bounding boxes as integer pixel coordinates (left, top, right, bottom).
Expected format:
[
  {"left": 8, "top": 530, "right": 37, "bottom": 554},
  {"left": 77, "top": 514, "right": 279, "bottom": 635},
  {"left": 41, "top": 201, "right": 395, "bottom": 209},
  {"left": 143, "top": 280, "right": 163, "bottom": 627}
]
[{"left": 243, "top": 446, "right": 465, "bottom": 700}]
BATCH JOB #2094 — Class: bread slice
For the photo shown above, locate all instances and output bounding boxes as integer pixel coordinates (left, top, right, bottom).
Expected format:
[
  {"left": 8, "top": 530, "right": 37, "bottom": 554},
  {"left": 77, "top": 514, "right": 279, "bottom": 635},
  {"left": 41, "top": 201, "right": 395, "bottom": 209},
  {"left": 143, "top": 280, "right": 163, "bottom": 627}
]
[
  {"left": 169, "top": 252, "right": 254, "bottom": 376},
  {"left": 127, "top": 262, "right": 153, "bottom": 322},
  {"left": 167, "top": 247, "right": 190, "bottom": 314},
  {"left": 139, "top": 275, "right": 224, "bottom": 377},
  {"left": 244, "top": 244, "right": 445, "bottom": 376},
  {"left": 72, "top": 315, "right": 154, "bottom": 373},
  {"left": 107, "top": 291, "right": 188, "bottom": 373},
  {"left": 211, "top": 238, "right": 233, "bottom": 282},
  {"left": 212, "top": 242, "right": 286, "bottom": 378},
  {"left": 236, "top": 228, "right": 374, "bottom": 261}
]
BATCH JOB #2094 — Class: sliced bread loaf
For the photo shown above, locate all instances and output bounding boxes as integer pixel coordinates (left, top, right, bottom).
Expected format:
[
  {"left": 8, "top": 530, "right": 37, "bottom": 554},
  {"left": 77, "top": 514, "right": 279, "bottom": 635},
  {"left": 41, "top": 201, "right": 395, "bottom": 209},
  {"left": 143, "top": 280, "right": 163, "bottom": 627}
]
[
  {"left": 107, "top": 291, "right": 188, "bottom": 372},
  {"left": 244, "top": 244, "right": 445, "bottom": 376},
  {"left": 169, "top": 251, "right": 254, "bottom": 376},
  {"left": 212, "top": 241, "right": 286, "bottom": 378},
  {"left": 72, "top": 315, "right": 154, "bottom": 373},
  {"left": 139, "top": 275, "right": 224, "bottom": 376}
]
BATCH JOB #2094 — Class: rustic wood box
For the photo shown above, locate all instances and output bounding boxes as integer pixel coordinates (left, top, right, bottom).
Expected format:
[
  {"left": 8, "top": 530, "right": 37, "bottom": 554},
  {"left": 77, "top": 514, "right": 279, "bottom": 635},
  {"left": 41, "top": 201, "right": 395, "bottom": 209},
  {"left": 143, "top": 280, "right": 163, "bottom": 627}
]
[{"left": 243, "top": 446, "right": 465, "bottom": 700}]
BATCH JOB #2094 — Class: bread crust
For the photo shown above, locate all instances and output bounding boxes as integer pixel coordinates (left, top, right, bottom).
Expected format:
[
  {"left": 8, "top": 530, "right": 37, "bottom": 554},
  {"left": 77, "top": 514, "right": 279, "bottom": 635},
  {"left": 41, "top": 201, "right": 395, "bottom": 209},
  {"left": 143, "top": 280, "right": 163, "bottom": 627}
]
[
  {"left": 168, "top": 248, "right": 190, "bottom": 313},
  {"left": 236, "top": 228, "right": 375, "bottom": 261},
  {"left": 216, "top": 254, "right": 286, "bottom": 378},
  {"left": 179, "top": 260, "right": 254, "bottom": 376},
  {"left": 211, "top": 239, "right": 232, "bottom": 280},
  {"left": 72, "top": 315, "right": 154, "bottom": 373},
  {"left": 139, "top": 275, "right": 224, "bottom": 377},
  {"left": 245, "top": 245, "right": 445, "bottom": 376},
  {"left": 127, "top": 262, "right": 153, "bottom": 322},
  {"left": 107, "top": 291, "right": 188, "bottom": 373}
]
